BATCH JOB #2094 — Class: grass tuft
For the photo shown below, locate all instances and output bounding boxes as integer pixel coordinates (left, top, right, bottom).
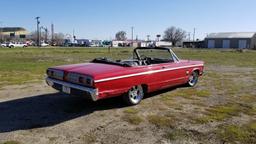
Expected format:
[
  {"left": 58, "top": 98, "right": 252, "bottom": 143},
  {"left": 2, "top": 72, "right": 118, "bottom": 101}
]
[
  {"left": 1, "top": 141, "right": 21, "bottom": 144},
  {"left": 195, "top": 104, "right": 240, "bottom": 123},
  {"left": 123, "top": 108, "right": 139, "bottom": 114},
  {"left": 195, "top": 102, "right": 256, "bottom": 124},
  {"left": 248, "top": 121, "right": 256, "bottom": 130},
  {"left": 216, "top": 124, "right": 256, "bottom": 143},
  {"left": 80, "top": 134, "right": 97, "bottom": 144},
  {"left": 165, "top": 129, "right": 188, "bottom": 141},
  {"left": 122, "top": 114, "right": 143, "bottom": 125},
  {"left": 147, "top": 115, "right": 175, "bottom": 128}
]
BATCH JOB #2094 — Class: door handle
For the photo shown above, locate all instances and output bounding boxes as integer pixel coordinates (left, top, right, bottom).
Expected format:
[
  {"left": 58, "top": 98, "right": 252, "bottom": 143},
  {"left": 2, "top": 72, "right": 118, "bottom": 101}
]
[{"left": 162, "top": 66, "right": 166, "bottom": 69}]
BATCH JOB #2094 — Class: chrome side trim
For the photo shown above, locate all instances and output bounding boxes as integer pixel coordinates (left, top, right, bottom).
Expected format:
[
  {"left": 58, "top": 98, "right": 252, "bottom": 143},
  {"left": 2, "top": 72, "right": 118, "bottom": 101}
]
[
  {"left": 46, "top": 77, "right": 98, "bottom": 101},
  {"left": 95, "top": 64, "right": 203, "bottom": 83}
]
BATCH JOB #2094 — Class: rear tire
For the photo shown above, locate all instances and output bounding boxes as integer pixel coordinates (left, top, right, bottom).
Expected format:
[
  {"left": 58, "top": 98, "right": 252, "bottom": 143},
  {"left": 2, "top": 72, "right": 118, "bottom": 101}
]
[
  {"left": 187, "top": 71, "right": 199, "bottom": 87},
  {"left": 123, "top": 85, "right": 144, "bottom": 105}
]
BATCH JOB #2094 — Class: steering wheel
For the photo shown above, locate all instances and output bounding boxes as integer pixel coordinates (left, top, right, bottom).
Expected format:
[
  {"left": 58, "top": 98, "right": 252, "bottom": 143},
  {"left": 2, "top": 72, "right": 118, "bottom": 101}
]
[
  {"left": 140, "top": 55, "right": 152, "bottom": 60},
  {"left": 139, "top": 55, "right": 152, "bottom": 65},
  {"left": 139, "top": 55, "right": 146, "bottom": 60}
]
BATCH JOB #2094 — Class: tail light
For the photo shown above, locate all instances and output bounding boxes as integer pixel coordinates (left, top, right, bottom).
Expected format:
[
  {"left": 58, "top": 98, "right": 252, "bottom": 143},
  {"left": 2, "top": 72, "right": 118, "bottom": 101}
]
[
  {"left": 46, "top": 69, "right": 64, "bottom": 80},
  {"left": 86, "top": 78, "right": 93, "bottom": 85},
  {"left": 67, "top": 72, "right": 94, "bottom": 87},
  {"left": 78, "top": 76, "right": 84, "bottom": 83}
]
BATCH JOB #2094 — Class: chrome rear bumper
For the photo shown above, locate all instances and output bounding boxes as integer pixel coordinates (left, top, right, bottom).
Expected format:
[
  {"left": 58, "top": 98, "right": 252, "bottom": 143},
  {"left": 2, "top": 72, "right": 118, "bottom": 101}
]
[{"left": 45, "top": 77, "right": 98, "bottom": 101}]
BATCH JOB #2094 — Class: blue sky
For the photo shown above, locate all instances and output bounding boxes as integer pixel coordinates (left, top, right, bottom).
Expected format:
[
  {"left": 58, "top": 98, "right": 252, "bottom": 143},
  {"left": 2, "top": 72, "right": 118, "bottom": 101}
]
[{"left": 0, "top": 0, "right": 255, "bottom": 40}]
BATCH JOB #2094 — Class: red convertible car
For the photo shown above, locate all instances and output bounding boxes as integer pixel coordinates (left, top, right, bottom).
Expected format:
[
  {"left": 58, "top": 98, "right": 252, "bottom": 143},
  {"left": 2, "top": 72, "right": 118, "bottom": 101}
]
[{"left": 46, "top": 47, "right": 204, "bottom": 105}]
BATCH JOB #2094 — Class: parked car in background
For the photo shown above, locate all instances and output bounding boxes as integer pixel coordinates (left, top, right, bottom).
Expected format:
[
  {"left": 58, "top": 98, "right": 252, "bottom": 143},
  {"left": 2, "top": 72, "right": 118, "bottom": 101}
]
[
  {"left": 102, "top": 40, "right": 112, "bottom": 47},
  {"left": 26, "top": 41, "right": 35, "bottom": 46},
  {"left": 46, "top": 47, "right": 204, "bottom": 105},
  {"left": 90, "top": 40, "right": 103, "bottom": 47},
  {"left": 1, "top": 42, "right": 9, "bottom": 47},
  {"left": 41, "top": 42, "right": 49, "bottom": 47},
  {"left": 64, "top": 39, "right": 90, "bottom": 47},
  {"left": 8, "top": 42, "right": 27, "bottom": 48}
]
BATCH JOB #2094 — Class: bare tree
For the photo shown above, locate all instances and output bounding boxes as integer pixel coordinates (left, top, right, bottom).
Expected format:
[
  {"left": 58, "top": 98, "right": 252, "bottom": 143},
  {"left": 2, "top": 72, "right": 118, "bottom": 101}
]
[
  {"left": 30, "top": 31, "right": 64, "bottom": 46},
  {"left": 54, "top": 33, "right": 65, "bottom": 46},
  {"left": 29, "top": 31, "right": 37, "bottom": 42},
  {"left": 29, "top": 31, "right": 50, "bottom": 44},
  {"left": 163, "top": 26, "right": 186, "bottom": 46},
  {"left": 115, "top": 31, "right": 127, "bottom": 41}
]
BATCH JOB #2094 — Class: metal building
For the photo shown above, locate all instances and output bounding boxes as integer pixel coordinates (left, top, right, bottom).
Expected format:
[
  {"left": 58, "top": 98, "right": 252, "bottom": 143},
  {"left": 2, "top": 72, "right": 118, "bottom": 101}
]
[
  {"left": 205, "top": 32, "right": 256, "bottom": 49},
  {"left": 0, "top": 27, "right": 29, "bottom": 40}
]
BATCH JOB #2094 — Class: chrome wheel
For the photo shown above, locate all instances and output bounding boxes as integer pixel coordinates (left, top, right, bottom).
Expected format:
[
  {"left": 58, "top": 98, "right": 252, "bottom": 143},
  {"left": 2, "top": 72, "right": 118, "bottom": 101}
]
[
  {"left": 188, "top": 71, "right": 199, "bottom": 87},
  {"left": 124, "top": 85, "right": 144, "bottom": 105}
]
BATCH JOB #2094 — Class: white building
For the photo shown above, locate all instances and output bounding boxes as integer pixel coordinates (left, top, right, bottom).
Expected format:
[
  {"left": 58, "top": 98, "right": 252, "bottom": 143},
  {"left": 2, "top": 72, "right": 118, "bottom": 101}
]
[
  {"left": 155, "top": 41, "right": 172, "bottom": 47},
  {"left": 112, "top": 40, "right": 132, "bottom": 47}
]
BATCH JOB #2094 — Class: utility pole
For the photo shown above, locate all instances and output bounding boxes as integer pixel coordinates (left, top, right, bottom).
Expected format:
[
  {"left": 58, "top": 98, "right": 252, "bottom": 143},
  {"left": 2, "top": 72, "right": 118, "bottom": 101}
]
[
  {"left": 51, "top": 23, "right": 54, "bottom": 45},
  {"left": 156, "top": 34, "right": 161, "bottom": 42},
  {"left": 35, "top": 17, "right": 40, "bottom": 46},
  {"left": 193, "top": 28, "right": 196, "bottom": 42},
  {"left": 147, "top": 35, "right": 150, "bottom": 41},
  {"left": 0, "top": 21, "right": 3, "bottom": 42},
  {"left": 73, "top": 29, "right": 74, "bottom": 38},
  {"left": 45, "top": 28, "right": 48, "bottom": 43},
  {"left": 73, "top": 29, "right": 76, "bottom": 41},
  {"left": 131, "top": 26, "right": 134, "bottom": 47},
  {"left": 188, "top": 32, "right": 191, "bottom": 41}
]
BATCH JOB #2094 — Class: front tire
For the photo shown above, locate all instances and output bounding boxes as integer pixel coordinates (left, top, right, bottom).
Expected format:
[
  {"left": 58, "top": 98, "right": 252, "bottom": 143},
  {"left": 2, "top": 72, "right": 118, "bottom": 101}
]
[
  {"left": 123, "top": 85, "right": 144, "bottom": 105},
  {"left": 187, "top": 71, "right": 199, "bottom": 87}
]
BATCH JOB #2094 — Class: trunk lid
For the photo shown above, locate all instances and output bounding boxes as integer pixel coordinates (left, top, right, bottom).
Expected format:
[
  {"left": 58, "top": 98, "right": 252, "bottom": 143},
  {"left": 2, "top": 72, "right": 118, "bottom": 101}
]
[{"left": 52, "top": 62, "right": 136, "bottom": 79}]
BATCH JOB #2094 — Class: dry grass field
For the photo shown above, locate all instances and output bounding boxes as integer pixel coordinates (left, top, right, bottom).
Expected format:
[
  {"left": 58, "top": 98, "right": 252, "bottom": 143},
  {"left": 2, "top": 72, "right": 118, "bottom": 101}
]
[{"left": 0, "top": 47, "right": 255, "bottom": 144}]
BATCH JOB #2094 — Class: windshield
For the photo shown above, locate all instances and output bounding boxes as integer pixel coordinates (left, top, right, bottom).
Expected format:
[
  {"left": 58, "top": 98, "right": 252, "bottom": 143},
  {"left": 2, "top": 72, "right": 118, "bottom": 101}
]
[
  {"left": 92, "top": 48, "right": 178, "bottom": 67},
  {"left": 136, "top": 49, "right": 173, "bottom": 61}
]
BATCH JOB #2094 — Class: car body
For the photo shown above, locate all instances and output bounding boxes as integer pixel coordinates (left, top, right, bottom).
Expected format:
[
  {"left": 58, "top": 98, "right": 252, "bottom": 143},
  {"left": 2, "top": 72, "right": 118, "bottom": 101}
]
[
  {"left": 46, "top": 47, "right": 204, "bottom": 105},
  {"left": 8, "top": 42, "right": 27, "bottom": 48},
  {"left": 41, "top": 42, "right": 49, "bottom": 47},
  {"left": 1, "top": 42, "right": 9, "bottom": 47}
]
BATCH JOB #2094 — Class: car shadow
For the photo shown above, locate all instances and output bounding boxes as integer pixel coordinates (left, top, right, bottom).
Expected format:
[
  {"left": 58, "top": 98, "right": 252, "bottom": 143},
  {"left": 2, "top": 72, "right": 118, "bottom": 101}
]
[
  {"left": 0, "top": 85, "right": 186, "bottom": 133},
  {"left": 0, "top": 92, "right": 125, "bottom": 133}
]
